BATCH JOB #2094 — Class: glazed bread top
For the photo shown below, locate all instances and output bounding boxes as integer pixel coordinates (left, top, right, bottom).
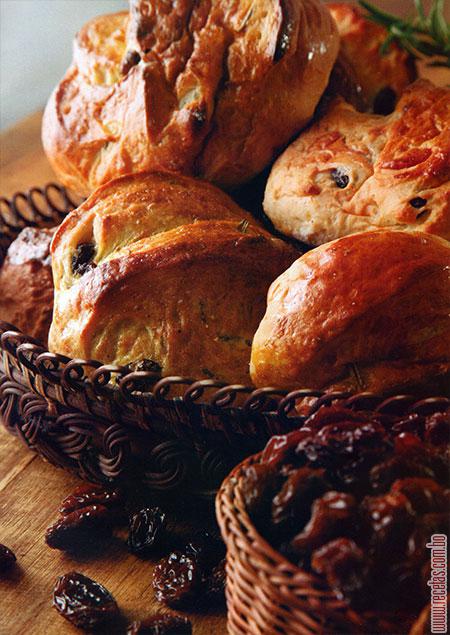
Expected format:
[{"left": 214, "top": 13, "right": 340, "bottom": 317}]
[
  {"left": 42, "top": 0, "right": 339, "bottom": 196},
  {"left": 250, "top": 230, "right": 450, "bottom": 393},
  {"left": 49, "top": 172, "right": 297, "bottom": 384},
  {"left": 264, "top": 80, "right": 450, "bottom": 246},
  {"left": 328, "top": 3, "right": 415, "bottom": 113}
]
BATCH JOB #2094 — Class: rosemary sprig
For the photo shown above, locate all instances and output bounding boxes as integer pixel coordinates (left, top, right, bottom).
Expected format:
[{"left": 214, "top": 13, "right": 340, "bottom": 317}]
[{"left": 358, "top": 0, "right": 450, "bottom": 68}]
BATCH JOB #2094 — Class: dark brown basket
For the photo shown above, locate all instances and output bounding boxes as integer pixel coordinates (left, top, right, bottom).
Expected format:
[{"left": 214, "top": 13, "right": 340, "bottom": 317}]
[
  {"left": 216, "top": 395, "right": 450, "bottom": 634},
  {"left": 1, "top": 184, "right": 448, "bottom": 496}
]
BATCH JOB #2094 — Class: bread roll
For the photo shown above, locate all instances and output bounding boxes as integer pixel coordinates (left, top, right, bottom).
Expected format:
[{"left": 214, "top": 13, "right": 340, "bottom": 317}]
[
  {"left": 264, "top": 80, "right": 450, "bottom": 246},
  {"left": 42, "top": 0, "right": 339, "bottom": 196},
  {"left": 328, "top": 3, "right": 416, "bottom": 113},
  {"left": 49, "top": 172, "right": 297, "bottom": 383},
  {"left": 0, "top": 227, "right": 55, "bottom": 343},
  {"left": 250, "top": 230, "right": 450, "bottom": 394}
]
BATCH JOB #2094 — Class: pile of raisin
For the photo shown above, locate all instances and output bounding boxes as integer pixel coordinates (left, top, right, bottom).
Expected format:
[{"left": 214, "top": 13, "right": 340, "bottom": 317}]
[
  {"left": 241, "top": 405, "right": 450, "bottom": 614},
  {"left": 153, "top": 531, "right": 226, "bottom": 609}
]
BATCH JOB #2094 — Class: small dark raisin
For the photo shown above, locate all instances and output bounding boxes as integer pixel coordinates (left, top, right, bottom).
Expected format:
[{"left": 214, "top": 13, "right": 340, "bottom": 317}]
[
  {"left": 203, "top": 558, "right": 226, "bottom": 605},
  {"left": 185, "top": 531, "right": 225, "bottom": 571},
  {"left": 391, "top": 478, "right": 446, "bottom": 514},
  {"left": 190, "top": 105, "right": 207, "bottom": 131},
  {"left": 241, "top": 463, "right": 281, "bottom": 523},
  {"left": 290, "top": 491, "right": 357, "bottom": 553},
  {"left": 373, "top": 86, "right": 396, "bottom": 115},
  {"left": 59, "top": 483, "right": 124, "bottom": 517},
  {"left": 409, "top": 197, "right": 427, "bottom": 209},
  {"left": 45, "top": 505, "right": 112, "bottom": 551},
  {"left": 53, "top": 571, "right": 119, "bottom": 630},
  {"left": 331, "top": 168, "right": 349, "bottom": 189},
  {"left": 121, "top": 50, "right": 141, "bottom": 75},
  {"left": 126, "top": 613, "right": 192, "bottom": 634},
  {"left": 311, "top": 538, "right": 369, "bottom": 604},
  {"left": 127, "top": 359, "right": 162, "bottom": 374},
  {"left": 425, "top": 412, "right": 450, "bottom": 446},
  {"left": 72, "top": 243, "right": 96, "bottom": 276},
  {"left": 271, "top": 467, "right": 329, "bottom": 536},
  {"left": 127, "top": 507, "right": 166, "bottom": 557},
  {"left": 370, "top": 452, "right": 439, "bottom": 493},
  {"left": 362, "top": 492, "right": 415, "bottom": 558},
  {"left": 0, "top": 544, "right": 16, "bottom": 574},
  {"left": 153, "top": 552, "right": 201, "bottom": 608}
]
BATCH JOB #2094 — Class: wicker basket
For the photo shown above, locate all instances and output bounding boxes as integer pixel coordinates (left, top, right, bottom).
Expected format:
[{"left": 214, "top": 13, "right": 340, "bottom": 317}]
[
  {"left": 1, "top": 183, "right": 449, "bottom": 497},
  {"left": 216, "top": 397, "right": 450, "bottom": 635}
]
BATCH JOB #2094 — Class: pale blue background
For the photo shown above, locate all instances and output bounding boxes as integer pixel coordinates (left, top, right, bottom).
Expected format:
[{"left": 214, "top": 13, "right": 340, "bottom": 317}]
[{"left": 0, "top": 0, "right": 127, "bottom": 130}]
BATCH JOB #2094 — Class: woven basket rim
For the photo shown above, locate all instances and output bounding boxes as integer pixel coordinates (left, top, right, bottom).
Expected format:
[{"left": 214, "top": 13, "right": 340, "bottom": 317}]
[{"left": 2, "top": 182, "right": 450, "bottom": 436}]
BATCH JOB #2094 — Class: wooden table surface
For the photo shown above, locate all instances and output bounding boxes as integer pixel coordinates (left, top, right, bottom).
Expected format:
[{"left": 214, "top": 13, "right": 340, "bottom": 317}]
[{"left": 0, "top": 114, "right": 227, "bottom": 635}]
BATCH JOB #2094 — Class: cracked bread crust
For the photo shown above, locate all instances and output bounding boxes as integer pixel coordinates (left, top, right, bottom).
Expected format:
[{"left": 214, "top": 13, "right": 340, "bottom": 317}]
[{"left": 42, "top": 0, "right": 339, "bottom": 196}]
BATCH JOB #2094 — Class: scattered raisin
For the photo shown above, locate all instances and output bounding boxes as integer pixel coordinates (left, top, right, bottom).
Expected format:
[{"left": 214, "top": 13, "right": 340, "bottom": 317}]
[
  {"left": 53, "top": 571, "right": 119, "bottom": 630},
  {"left": 409, "top": 197, "right": 427, "bottom": 209},
  {"left": 153, "top": 552, "right": 201, "bottom": 608},
  {"left": 331, "top": 168, "right": 349, "bottom": 189},
  {"left": 45, "top": 505, "right": 112, "bottom": 551},
  {"left": 0, "top": 544, "right": 16, "bottom": 574},
  {"left": 72, "top": 243, "right": 96, "bottom": 276},
  {"left": 59, "top": 483, "right": 124, "bottom": 517},
  {"left": 126, "top": 614, "right": 192, "bottom": 634},
  {"left": 128, "top": 507, "right": 166, "bottom": 557}
]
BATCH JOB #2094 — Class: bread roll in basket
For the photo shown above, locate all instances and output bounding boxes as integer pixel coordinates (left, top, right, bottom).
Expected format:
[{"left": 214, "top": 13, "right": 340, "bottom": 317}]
[
  {"left": 42, "top": 0, "right": 339, "bottom": 196},
  {"left": 251, "top": 229, "right": 450, "bottom": 395},
  {"left": 264, "top": 80, "right": 450, "bottom": 246},
  {"left": 49, "top": 172, "right": 297, "bottom": 384}
]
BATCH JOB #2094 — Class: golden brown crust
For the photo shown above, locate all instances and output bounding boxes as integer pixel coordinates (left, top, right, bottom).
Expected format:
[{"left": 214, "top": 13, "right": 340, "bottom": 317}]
[
  {"left": 264, "top": 80, "right": 450, "bottom": 246},
  {"left": 42, "top": 1, "right": 339, "bottom": 196},
  {"left": 328, "top": 3, "right": 416, "bottom": 113},
  {"left": 250, "top": 230, "right": 450, "bottom": 394},
  {"left": 0, "top": 228, "right": 55, "bottom": 343},
  {"left": 49, "top": 172, "right": 297, "bottom": 383}
]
